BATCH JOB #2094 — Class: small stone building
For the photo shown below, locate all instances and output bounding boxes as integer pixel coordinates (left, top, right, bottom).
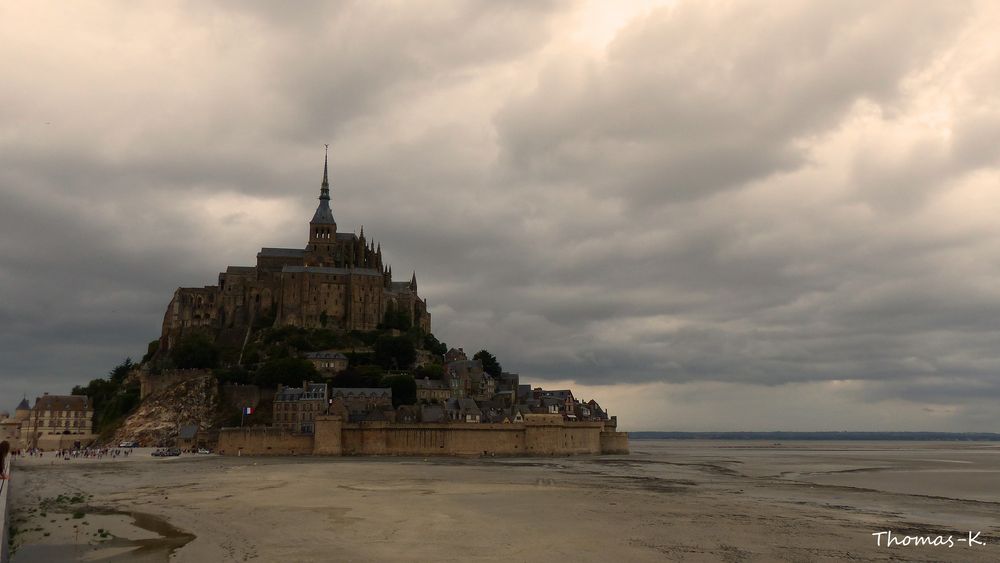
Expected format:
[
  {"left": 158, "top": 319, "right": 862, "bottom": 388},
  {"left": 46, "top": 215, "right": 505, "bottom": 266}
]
[
  {"left": 330, "top": 388, "right": 393, "bottom": 421},
  {"left": 415, "top": 378, "right": 450, "bottom": 403},
  {"left": 274, "top": 381, "right": 329, "bottom": 434},
  {"left": 304, "top": 350, "right": 349, "bottom": 373}
]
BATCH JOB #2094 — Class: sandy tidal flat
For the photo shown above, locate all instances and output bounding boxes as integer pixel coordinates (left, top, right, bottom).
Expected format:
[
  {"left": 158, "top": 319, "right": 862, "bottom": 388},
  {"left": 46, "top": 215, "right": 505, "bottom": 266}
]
[{"left": 7, "top": 441, "right": 1000, "bottom": 562}]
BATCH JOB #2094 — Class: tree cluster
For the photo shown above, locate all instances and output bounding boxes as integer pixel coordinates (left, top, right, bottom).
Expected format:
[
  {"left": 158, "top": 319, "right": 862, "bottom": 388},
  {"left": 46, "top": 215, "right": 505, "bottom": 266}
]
[{"left": 71, "top": 358, "right": 141, "bottom": 435}]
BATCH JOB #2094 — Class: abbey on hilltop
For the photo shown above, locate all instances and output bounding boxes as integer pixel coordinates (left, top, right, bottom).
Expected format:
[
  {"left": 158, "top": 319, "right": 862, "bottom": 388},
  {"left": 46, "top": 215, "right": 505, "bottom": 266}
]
[{"left": 159, "top": 150, "right": 430, "bottom": 351}]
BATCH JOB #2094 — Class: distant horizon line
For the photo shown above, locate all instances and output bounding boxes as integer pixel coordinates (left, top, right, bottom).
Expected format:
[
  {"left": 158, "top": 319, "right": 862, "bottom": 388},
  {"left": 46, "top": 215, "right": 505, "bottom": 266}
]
[{"left": 630, "top": 431, "right": 1000, "bottom": 441}]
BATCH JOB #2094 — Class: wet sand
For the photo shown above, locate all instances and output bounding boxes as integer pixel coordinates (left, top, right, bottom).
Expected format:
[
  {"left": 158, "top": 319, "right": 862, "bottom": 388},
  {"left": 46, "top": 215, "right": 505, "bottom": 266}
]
[{"left": 7, "top": 441, "right": 1000, "bottom": 561}]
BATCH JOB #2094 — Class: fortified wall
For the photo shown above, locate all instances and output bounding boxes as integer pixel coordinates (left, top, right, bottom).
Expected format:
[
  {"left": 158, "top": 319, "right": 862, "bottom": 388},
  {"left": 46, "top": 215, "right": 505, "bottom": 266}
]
[{"left": 219, "top": 414, "right": 629, "bottom": 457}]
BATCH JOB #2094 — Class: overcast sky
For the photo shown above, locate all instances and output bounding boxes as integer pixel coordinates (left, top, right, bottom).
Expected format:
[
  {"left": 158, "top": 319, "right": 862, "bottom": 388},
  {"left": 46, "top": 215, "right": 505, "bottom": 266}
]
[{"left": 3, "top": 1, "right": 1000, "bottom": 431}]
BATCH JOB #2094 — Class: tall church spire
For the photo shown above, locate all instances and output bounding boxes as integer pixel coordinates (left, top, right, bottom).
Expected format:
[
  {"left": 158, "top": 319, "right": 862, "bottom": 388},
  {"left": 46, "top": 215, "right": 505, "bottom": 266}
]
[
  {"left": 320, "top": 144, "right": 330, "bottom": 201},
  {"left": 311, "top": 145, "right": 336, "bottom": 226}
]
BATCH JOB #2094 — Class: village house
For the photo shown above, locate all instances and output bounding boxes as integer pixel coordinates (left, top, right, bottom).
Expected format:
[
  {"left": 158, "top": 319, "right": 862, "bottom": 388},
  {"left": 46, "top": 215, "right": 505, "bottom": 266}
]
[
  {"left": 444, "top": 357, "right": 484, "bottom": 399},
  {"left": 534, "top": 389, "right": 576, "bottom": 420},
  {"left": 304, "top": 350, "right": 349, "bottom": 373},
  {"left": 415, "top": 378, "right": 450, "bottom": 403},
  {"left": 474, "top": 372, "right": 495, "bottom": 402},
  {"left": 446, "top": 397, "right": 482, "bottom": 423},
  {"left": 591, "top": 400, "right": 609, "bottom": 420},
  {"left": 444, "top": 347, "right": 468, "bottom": 363},
  {"left": 494, "top": 372, "right": 520, "bottom": 406},
  {"left": 274, "top": 381, "right": 329, "bottom": 434},
  {"left": 330, "top": 388, "right": 393, "bottom": 422}
]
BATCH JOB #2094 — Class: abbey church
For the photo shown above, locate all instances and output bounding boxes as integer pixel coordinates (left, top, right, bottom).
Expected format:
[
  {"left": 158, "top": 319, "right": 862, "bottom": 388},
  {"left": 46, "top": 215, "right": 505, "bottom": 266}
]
[{"left": 159, "top": 152, "right": 430, "bottom": 351}]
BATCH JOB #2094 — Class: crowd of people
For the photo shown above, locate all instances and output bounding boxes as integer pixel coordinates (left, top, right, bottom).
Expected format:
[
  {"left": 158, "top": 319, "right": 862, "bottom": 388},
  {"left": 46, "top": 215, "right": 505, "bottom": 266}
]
[
  {"left": 0, "top": 444, "right": 136, "bottom": 463},
  {"left": 55, "top": 447, "right": 133, "bottom": 460}
]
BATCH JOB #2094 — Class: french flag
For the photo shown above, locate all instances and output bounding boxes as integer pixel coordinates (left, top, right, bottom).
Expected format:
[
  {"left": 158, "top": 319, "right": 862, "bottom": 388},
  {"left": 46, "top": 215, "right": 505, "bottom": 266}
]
[{"left": 243, "top": 407, "right": 255, "bottom": 415}]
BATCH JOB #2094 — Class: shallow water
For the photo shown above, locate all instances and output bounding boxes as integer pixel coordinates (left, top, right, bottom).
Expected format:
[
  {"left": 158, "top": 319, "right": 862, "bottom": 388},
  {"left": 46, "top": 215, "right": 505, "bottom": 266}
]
[{"left": 12, "top": 509, "right": 193, "bottom": 563}]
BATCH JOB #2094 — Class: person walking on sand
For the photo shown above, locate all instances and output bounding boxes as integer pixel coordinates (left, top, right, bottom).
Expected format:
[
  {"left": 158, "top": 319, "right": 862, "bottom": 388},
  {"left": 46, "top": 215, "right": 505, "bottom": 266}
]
[{"left": 0, "top": 440, "right": 10, "bottom": 480}]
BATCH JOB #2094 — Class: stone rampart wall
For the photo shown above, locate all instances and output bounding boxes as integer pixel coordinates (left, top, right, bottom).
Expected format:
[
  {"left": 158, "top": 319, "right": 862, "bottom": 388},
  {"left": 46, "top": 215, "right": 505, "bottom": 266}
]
[
  {"left": 340, "top": 423, "right": 530, "bottom": 456},
  {"left": 217, "top": 427, "right": 314, "bottom": 456},
  {"left": 600, "top": 431, "right": 631, "bottom": 455},
  {"left": 221, "top": 417, "right": 627, "bottom": 457}
]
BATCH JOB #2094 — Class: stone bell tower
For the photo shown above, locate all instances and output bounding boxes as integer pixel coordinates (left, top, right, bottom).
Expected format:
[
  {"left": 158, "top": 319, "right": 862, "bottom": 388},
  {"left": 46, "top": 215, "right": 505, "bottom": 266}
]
[{"left": 306, "top": 145, "right": 337, "bottom": 265}]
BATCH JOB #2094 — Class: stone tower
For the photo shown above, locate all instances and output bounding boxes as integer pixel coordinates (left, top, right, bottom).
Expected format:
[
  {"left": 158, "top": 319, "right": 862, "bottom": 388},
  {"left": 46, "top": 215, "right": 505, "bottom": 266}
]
[
  {"left": 14, "top": 396, "right": 30, "bottom": 423},
  {"left": 306, "top": 145, "right": 337, "bottom": 265}
]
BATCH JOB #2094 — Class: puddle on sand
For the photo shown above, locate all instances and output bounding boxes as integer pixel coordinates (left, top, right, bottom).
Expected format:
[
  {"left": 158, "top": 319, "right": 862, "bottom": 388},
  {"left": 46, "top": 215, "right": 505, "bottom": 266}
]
[{"left": 13, "top": 510, "right": 195, "bottom": 563}]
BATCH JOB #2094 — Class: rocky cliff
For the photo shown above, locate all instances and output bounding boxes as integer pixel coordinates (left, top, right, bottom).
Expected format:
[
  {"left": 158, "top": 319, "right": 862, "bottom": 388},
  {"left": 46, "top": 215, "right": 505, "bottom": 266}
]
[{"left": 111, "top": 373, "right": 219, "bottom": 447}]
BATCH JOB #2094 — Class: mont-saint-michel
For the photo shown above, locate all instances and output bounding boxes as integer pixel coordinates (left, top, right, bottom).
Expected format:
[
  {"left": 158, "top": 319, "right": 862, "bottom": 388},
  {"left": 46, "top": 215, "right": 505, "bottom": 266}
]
[
  {"left": 157, "top": 153, "right": 629, "bottom": 458},
  {"left": 2, "top": 153, "right": 628, "bottom": 459},
  {"left": 6, "top": 2, "right": 1000, "bottom": 561}
]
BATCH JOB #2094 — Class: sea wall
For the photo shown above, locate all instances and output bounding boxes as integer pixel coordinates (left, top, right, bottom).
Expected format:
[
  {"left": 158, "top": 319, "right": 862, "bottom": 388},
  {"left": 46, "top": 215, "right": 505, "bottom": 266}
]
[
  {"left": 217, "top": 427, "right": 314, "bottom": 456},
  {"left": 600, "top": 431, "right": 631, "bottom": 455},
  {"left": 219, "top": 415, "right": 627, "bottom": 457},
  {"left": 339, "top": 422, "right": 528, "bottom": 456}
]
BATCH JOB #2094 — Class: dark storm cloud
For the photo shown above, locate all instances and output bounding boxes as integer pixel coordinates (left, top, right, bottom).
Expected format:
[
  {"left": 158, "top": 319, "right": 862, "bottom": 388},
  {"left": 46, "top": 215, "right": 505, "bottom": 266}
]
[{"left": 2, "top": 1, "right": 1000, "bottom": 430}]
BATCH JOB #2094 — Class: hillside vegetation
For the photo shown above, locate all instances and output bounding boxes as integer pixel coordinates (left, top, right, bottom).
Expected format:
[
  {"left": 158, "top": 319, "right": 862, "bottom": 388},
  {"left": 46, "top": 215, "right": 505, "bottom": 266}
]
[{"left": 72, "top": 320, "right": 467, "bottom": 442}]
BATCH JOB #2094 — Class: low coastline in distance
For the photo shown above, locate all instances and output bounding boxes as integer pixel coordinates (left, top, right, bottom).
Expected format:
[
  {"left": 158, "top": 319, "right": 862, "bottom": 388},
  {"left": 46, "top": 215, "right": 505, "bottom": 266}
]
[{"left": 632, "top": 431, "right": 1000, "bottom": 441}]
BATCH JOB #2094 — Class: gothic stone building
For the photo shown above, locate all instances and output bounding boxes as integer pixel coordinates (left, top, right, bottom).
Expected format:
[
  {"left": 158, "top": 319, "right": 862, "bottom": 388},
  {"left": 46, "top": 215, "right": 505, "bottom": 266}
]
[{"left": 160, "top": 153, "right": 430, "bottom": 350}]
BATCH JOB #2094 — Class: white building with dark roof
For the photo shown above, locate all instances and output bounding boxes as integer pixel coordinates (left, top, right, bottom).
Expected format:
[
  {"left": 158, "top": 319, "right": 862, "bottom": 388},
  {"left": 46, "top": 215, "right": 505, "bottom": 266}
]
[{"left": 23, "top": 393, "right": 95, "bottom": 449}]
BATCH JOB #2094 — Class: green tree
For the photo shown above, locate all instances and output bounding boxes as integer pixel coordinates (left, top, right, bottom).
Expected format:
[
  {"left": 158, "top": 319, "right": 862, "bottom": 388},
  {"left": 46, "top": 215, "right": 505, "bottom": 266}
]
[
  {"left": 71, "top": 357, "right": 141, "bottom": 435},
  {"left": 252, "top": 357, "right": 319, "bottom": 388},
  {"left": 333, "top": 365, "right": 384, "bottom": 388},
  {"left": 170, "top": 332, "right": 220, "bottom": 369},
  {"left": 474, "top": 349, "right": 502, "bottom": 377},
  {"left": 93, "top": 389, "right": 140, "bottom": 435},
  {"left": 108, "top": 357, "right": 134, "bottom": 385},
  {"left": 71, "top": 378, "right": 117, "bottom": 414},
  {"left": 381, "top": 374, "right": 417, "bottom": 407},
  {"left": 374, "top": 335, "right": 416, "bottom": 370},
  {"left": 414, "top": 363, "right": 444, "bottom": 380},
  {"left": 422, "top": 332, "right": 448, "bottom": 356},
  {"left": 214, "top": 366, "right": 251, "bottom": 385}
]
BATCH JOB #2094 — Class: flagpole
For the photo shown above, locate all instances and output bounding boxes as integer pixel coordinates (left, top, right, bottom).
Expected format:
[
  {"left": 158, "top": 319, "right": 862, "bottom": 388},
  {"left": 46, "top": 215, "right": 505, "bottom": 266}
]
[{"left": 241, "top": 408, "right": 245, "bottom": 428}]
